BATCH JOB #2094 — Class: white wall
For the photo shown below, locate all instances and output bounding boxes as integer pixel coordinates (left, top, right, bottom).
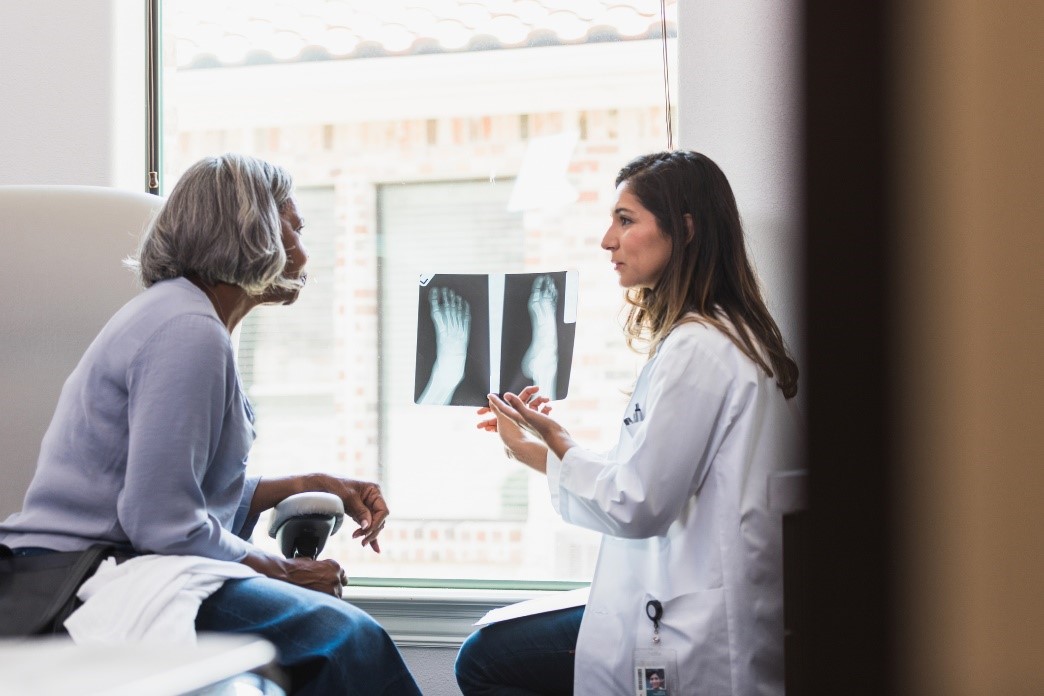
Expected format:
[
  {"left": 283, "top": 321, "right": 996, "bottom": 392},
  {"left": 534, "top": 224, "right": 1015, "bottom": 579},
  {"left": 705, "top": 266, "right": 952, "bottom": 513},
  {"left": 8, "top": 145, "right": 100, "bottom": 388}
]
[
  {"left": 0, "top": 0, "right": 145, "bottom": 188},
  {"left": 0, "top": 2, "right": 800, "bottom": 694},
  {"left": 678, "top": 0, "right": 804, "bottom": 372},
  {"left": 400, "top": 646, "right": 461, "bottom": 696}
]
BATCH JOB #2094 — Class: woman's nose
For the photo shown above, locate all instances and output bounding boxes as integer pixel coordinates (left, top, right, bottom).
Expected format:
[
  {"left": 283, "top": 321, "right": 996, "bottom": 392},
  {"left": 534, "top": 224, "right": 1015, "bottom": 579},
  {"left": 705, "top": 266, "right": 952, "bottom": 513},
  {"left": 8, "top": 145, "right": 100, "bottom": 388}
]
[{"left": 600, "top": 226, "right": 616, "bottom": 250}]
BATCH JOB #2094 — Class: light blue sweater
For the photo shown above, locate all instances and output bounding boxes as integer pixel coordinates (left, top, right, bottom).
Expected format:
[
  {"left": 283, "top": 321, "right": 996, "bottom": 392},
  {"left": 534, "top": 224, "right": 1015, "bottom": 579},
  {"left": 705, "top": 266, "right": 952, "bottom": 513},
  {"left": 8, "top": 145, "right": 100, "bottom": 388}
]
[{"left": 0, "top": 277, "right": 260, "bottom": 561}]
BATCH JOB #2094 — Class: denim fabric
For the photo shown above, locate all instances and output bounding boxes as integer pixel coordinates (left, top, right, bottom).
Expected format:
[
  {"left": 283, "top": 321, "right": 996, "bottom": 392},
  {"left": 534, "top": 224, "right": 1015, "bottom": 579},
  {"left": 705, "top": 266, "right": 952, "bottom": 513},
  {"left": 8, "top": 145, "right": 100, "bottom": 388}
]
[
  {"left": 196, "top": 577, "right": 420, "bottom": 696},
  {"left": 455, "top": 605, "right": 584, "bottom": 696}
]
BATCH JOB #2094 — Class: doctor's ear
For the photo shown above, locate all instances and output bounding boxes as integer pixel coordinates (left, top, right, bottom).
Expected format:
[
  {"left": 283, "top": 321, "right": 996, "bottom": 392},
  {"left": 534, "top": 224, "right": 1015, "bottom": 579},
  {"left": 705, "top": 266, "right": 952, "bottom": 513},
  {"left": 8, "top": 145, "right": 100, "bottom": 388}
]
[{"left": 683, "top": 214, "right": 695, "bottom": 244}]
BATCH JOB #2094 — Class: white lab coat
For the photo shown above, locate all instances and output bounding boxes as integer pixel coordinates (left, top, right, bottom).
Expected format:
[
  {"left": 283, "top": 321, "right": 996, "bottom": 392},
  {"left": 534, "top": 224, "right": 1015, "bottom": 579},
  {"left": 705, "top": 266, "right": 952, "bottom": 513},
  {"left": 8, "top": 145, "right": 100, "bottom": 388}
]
[{"left": 546, "top": 318, "right": 804, "bottom": 696}]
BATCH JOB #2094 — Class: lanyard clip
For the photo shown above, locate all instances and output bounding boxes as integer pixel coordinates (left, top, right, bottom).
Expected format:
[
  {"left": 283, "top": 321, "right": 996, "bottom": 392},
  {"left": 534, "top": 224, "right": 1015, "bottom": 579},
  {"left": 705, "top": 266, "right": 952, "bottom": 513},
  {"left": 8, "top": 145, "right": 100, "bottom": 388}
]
[{"left": 645, "top": 599, "right": 663, "bottom": 644}]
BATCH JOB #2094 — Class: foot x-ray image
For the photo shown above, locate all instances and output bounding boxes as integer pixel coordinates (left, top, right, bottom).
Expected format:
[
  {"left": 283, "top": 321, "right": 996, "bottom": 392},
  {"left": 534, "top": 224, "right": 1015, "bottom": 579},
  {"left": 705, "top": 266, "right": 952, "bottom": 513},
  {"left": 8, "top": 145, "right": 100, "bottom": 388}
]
[
  {"left": 499, "top": 272, "right": 575, "bottom": 400},
  {"left": 414, "top": 271, "right": 577, "bottom": 407},
  {"left": 415, "top": 275, "right": 491, "bottom": 407}
]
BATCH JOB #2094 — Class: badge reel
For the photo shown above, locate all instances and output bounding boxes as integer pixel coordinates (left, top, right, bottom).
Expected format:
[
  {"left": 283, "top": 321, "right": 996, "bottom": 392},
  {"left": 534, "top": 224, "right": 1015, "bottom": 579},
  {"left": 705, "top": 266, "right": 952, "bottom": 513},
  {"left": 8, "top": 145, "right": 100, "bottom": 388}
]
[{"left": 633, "top": 598, "right": 679, "bottom": 696}]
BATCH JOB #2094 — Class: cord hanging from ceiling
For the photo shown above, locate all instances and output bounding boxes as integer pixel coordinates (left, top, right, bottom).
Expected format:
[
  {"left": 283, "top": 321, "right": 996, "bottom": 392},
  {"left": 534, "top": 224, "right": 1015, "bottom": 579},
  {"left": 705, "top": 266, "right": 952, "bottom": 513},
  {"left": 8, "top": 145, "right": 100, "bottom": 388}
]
[{"left": 660, "top": 0, "right": 673, "bottom": 151}]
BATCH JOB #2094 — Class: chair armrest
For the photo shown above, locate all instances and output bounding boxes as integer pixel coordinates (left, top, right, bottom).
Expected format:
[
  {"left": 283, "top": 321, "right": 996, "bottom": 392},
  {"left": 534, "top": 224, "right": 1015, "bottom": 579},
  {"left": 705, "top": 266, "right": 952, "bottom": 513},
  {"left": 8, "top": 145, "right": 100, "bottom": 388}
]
[{"left": 267, "top": 492, "right": 344, "bottom": 559}]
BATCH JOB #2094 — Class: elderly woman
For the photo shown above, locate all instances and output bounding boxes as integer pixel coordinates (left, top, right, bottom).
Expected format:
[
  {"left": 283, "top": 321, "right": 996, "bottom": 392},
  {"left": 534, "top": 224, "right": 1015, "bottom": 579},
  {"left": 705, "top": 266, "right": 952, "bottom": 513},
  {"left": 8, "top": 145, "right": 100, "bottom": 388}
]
[{"left": 0, "top": 154, "right": 421, "bottom": 696}]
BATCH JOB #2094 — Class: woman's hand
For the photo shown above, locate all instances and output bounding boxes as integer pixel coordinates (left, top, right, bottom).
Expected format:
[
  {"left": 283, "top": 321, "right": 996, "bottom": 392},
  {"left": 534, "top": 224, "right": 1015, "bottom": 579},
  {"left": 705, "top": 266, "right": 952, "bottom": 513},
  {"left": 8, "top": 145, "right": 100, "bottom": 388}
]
[
  {"left": 478, "top": 386, "right": 576, "bottom": 472},
  {"left": 476, "top": 385, "right": 551, "bottom": 432},
  {"left": 242, "top": 548, "right": 349, "bottom": 597},
  {"left": 281, "top": 557, "right": 349, "bottom": 597},
  {"left": 476, "top": 386, "right": 550, "bottom": 472},
  {"left": 319, "top": 476, "right": 389, "bottom": 553},
  {"left": 251, "top": 474, "right": 390, "bottom": 553}
]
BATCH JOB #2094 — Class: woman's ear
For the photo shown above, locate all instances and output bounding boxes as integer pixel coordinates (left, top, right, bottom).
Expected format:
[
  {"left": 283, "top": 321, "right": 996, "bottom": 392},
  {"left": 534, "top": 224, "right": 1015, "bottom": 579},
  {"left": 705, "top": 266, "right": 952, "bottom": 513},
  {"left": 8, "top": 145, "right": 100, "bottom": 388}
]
[{"left": 683, "top": 214, "right": 696, "bottom": 244}]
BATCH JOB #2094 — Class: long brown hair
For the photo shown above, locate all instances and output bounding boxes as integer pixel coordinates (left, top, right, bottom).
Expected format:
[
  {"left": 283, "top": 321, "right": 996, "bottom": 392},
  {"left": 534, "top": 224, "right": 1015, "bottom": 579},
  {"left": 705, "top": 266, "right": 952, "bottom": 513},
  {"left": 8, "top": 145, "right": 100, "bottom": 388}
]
[{"left": 616, "top": 151, "right": 798, "bottom": 398}]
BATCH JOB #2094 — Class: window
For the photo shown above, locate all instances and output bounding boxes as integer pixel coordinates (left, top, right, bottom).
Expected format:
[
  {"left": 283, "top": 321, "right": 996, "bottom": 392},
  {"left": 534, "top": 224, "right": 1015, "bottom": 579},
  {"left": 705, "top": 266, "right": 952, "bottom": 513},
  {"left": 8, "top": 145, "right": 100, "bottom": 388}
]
[
  {"left": 162, "top": 0, "right": 678, "bottom": 582},
  {"left": 237, "top": 187, "right": 339, "bottom": 475},
  {"left": 377, "top": 179, "right": 524, "bottom": 519}
]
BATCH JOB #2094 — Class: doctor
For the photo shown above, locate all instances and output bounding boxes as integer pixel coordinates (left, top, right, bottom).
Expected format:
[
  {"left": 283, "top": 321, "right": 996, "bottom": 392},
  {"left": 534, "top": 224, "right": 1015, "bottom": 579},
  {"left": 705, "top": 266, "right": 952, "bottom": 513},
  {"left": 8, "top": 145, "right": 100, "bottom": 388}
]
[{"left": 455, "top": 150, "right": 802, "bottom": 695}]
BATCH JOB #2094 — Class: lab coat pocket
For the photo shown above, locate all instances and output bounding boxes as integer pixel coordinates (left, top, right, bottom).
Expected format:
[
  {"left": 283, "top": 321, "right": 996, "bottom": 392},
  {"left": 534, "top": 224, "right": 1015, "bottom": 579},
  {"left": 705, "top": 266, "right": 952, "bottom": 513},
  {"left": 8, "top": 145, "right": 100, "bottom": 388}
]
[
  {"left": 623, "top": 418, "right": 643, "bottom": 440},
  {"left": 638, "top": 589, "right": 731, "bottom": 694}
]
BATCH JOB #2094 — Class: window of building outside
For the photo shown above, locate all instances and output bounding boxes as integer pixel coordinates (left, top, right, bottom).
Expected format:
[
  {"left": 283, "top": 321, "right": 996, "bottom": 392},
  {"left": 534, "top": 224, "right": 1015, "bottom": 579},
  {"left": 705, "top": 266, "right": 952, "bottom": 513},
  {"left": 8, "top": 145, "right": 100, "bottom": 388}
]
[{"left": 162, "top": 0, "right": 678, "bottom": 584}]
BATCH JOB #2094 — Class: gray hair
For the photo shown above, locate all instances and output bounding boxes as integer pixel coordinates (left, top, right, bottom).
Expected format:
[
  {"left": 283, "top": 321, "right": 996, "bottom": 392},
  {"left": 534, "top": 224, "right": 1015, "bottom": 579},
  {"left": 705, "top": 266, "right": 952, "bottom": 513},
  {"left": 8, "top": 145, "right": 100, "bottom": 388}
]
[{"left": 127, "top": 153, "right": 298, "bottom": 295}]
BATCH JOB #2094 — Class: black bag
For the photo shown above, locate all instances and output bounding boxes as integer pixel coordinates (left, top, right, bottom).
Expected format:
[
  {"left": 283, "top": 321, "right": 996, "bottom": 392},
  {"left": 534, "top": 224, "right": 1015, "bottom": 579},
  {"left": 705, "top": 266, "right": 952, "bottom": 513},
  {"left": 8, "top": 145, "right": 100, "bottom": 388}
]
[{"left": 0, "top": 543, "right": 116, "bottom": 637}]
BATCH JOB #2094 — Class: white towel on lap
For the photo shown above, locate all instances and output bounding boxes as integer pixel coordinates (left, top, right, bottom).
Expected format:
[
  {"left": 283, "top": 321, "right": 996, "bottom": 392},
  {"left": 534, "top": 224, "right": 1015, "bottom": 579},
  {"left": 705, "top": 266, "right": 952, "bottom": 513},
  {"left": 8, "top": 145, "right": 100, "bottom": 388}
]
[{"left": 64, "top": 554, "right": 260, "bottom": 645}]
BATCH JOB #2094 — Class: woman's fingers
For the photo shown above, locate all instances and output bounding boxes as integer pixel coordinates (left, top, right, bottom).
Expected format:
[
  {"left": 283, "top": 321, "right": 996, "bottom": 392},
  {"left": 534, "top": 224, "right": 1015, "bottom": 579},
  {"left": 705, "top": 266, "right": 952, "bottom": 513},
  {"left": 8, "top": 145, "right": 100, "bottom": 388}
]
[
  {"left": 529, "top": 396, "right": 551, "bottom": 413},
  {"left": 503, "top": 392, "right": 557, "bottom": 436},
  {"left": 286, "top": 557, "right": 345, "bottom": 597},
  {"left": 502, "top": 391, "right": 535, "bottom": 418},
  {"left": 341, "top": 489, "right": 373, "bottom": 531},
  {"left": 328, "top": 479, "right": 388, "bottom": 553},
  {"left": 517, "top": 386, "right": 553, "bottom": 414},
  {"left": 518, "top": 385, "right": 541, "bottom": 402},
  {"left": 487, "top": 393, "right": 522, "bottom": 422},
  {"left": 352, "top": 494, "right": 388, "bottom": 551}
]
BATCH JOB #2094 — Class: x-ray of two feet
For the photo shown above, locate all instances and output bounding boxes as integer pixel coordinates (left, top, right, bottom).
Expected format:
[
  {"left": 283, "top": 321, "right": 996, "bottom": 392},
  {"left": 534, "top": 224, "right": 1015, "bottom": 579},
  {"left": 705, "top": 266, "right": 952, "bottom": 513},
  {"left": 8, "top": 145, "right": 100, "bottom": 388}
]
[{"left": 417, "top": 275, "right": 560, "bottom": 405}]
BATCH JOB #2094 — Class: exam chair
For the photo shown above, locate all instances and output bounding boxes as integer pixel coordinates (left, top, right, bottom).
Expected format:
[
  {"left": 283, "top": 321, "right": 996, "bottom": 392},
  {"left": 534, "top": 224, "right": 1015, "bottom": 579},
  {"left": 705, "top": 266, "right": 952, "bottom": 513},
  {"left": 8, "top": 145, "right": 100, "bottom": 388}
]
[{"left": 0, "top": 185, "right": 158, "bottom": 521}]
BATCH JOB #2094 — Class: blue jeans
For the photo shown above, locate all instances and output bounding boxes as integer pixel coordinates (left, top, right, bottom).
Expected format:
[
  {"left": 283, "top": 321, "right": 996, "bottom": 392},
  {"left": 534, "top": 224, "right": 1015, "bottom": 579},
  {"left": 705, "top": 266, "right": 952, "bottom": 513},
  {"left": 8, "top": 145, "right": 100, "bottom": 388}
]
[
  {"left": 195, "top": 577, "right": 420, "bottom": 696},
  {"left": 455, "top": 605, "right": 584, "bottom": 696}
]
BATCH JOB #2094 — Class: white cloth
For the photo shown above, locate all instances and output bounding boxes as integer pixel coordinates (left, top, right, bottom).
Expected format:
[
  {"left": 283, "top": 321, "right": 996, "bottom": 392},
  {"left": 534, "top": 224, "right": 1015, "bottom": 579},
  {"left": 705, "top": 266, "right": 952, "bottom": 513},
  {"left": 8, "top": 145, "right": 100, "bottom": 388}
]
[
  {"left": 64, "top": 554, "right": 260, "bottom": 645},
  {"left": 546, "top": 319, "right": 805, "bottom": 696}
]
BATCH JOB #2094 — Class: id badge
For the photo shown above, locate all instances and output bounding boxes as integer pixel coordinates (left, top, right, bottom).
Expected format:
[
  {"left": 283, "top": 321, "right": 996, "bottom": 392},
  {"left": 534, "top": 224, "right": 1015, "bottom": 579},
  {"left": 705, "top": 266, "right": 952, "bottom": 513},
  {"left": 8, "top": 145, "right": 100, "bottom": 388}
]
[
  {"left": 633, "top": 648, "right": 678, "bottom": 696},
  {"left": 634, "top": 596, "right": 678, "bottom": 695}
]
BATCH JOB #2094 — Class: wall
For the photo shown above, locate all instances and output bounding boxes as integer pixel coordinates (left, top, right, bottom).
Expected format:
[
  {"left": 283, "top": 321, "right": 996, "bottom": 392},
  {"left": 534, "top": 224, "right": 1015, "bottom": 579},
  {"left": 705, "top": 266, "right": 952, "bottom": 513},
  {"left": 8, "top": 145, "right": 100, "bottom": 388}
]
[
  {"left": 0, "top": 0, "right": 145, "bottom": 521},
  {"left": 0, "top": 0, "right": 144, "bottom": 188},
  {"left": 677, "top": 0, "right": 803, "bottom": 372},
  {"left": 400, "top": 646, "right": 460, "bottom": 696}
]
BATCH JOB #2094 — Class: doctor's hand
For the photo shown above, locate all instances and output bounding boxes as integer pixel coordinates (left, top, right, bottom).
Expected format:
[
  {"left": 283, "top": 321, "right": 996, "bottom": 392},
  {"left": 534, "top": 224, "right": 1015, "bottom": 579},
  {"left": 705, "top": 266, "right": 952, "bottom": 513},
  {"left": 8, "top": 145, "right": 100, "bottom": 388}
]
[
  {"left": 484, "top": 390, "right": 578, "bottom": 471},
  {"left": 477, "top": 387, "right": 550, "bottom": 472},
  {"left": 476, "top": 385, "right": 551, "bottom": 432}
]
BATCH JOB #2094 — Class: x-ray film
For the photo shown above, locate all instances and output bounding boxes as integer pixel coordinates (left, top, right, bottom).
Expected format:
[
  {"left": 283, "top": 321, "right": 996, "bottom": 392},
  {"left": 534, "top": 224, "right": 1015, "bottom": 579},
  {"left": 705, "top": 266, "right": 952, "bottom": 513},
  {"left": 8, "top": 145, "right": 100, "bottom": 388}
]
[{"left": 414, "top": 270, "right": 578, "bottom": 407}]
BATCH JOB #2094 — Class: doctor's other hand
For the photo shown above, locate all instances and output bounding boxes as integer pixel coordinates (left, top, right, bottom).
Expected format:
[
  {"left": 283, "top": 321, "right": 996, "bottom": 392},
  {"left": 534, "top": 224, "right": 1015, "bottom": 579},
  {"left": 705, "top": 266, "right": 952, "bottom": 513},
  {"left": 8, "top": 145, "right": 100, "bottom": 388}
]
[
  {"left": 477, "top": 387, "right": 550, "bottom": 472},
  {"left": 484, "top": 390, "right": 577, "bottom": 472},
  {"left": 476, "top": 385, "right": 551, "bottom": 432}
]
